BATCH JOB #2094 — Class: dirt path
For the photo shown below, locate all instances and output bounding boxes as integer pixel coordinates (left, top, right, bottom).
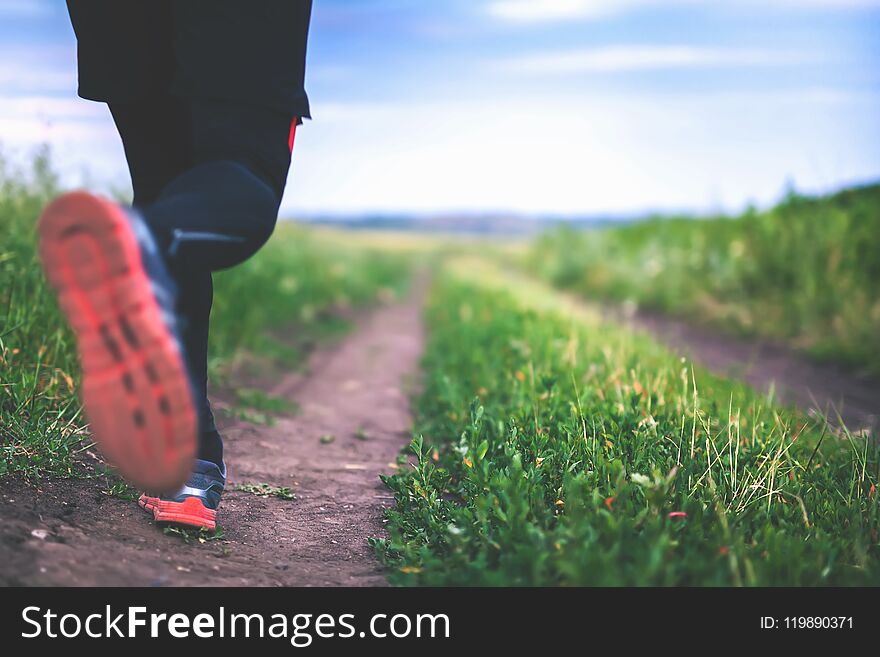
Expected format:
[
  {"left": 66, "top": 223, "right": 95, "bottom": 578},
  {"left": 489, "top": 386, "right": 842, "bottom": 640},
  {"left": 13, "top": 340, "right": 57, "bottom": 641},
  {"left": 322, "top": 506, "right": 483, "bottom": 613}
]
[
  {"left": 0, "top": 291, "right": 424, "bottom": 586},
  {"left": 620, "top": 308, "right": 880, "bottom": 433}
]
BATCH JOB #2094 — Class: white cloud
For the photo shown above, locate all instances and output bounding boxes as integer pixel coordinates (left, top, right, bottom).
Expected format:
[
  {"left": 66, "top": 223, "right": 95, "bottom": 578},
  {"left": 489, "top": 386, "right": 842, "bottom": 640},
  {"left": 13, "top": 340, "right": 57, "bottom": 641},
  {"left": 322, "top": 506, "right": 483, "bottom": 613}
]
[
  {"left": 487, "top": 0, "right": 621, "bottom": 22},
  {"left": 486, "top": 0, "right": 880, "bottom": 23},
  {"left": 492, "top": 45, "right": 811, "bottom": 74}
]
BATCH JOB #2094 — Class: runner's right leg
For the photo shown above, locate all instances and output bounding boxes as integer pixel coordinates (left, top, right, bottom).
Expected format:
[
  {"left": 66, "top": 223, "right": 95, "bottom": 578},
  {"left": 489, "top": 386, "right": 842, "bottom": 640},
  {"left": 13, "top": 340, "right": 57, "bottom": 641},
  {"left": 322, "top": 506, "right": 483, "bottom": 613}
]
[
  {"left": 109, "top": 99, "right": 224, "bottom": 469},
  {"left": 120, "top": 99, "right": 297, "bottom": 528}
]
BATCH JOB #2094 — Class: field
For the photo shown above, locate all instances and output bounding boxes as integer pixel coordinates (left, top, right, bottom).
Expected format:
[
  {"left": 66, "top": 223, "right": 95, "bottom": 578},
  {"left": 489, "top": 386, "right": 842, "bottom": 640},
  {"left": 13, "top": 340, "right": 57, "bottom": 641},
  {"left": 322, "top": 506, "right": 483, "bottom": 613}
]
[
  {"left": 1, "top": 157, "right": 878, "bottom": 585},
  {"left": 376, "top": 260, "right": 878, "bottom": 585},
  {"left": 525, "top": 184, "right": 880, "bottom": 375}
]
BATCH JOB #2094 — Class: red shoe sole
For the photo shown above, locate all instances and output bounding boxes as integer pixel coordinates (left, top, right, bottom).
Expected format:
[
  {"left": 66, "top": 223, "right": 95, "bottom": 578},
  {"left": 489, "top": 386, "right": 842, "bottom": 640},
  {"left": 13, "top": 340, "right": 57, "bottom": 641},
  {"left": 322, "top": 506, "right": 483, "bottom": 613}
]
[
  {"left": 153, "top": 497, "right": 217, "bottom": 530},
  {"left": 38, "top": 191, "right": 196, "bottom": 492},
  {"left": 138, "top": 493, "right": 159, "bottom": 513}
]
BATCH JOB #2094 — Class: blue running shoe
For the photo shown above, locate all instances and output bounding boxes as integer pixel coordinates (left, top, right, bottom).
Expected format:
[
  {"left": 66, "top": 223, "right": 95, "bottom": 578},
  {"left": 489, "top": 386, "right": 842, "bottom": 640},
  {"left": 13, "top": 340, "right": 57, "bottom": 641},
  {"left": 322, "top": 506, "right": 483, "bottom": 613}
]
[{"left": 150, "top": 459, "right": 226, "bottom": 530}]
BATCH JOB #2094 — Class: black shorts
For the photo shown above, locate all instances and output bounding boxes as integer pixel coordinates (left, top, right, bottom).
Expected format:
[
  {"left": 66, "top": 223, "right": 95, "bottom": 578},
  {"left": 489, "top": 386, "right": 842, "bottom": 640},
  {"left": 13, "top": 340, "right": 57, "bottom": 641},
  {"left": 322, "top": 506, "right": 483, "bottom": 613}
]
[{"left": 66, "top": 0, "right": 312, "bottom": 120}]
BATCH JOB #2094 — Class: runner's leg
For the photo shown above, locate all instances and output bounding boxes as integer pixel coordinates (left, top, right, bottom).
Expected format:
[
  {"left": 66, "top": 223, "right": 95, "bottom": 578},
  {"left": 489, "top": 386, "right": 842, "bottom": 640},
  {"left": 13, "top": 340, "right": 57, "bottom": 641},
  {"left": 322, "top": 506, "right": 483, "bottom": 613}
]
[
  {"left": 109, "top": 99, "right": 225, "bottom": 466},
  {"left": 138, "top": 100, "right": 296, "bottom": 272},
  {"left": 113, "top": 99, "right": 297, "bottom": 466}
]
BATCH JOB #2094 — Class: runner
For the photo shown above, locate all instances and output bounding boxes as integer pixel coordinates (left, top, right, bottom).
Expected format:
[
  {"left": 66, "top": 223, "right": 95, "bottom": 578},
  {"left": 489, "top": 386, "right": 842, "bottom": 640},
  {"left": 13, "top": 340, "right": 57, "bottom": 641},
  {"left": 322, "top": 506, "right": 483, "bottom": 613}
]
[{"left": 37, "top": 1, "right": 312, "bottom": 530}]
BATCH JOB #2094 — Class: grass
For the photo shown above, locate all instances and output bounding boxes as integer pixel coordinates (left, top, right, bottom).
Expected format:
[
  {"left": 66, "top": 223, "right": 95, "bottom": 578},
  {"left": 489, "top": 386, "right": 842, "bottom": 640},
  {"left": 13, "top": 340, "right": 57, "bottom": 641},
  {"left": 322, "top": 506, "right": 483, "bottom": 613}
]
[
  {"left": 0, "top": 151, "right": 86, "bottom": 479},
  {"left": 0, "top": 154, "right": 412, "bottom": 479},
  {"left": 101, "top": 479, "right": 140, "bottom": 501},
  {"left": 233, "top": 388, "right": 298, "bottom": 414},
  {"left": 162, "top": 525, "right": 226, "bottom": 544},
  {"left": 220, "top": 388, "right": 299, "bottom": 427},
  {"left": 526, "top": 183, "right": 880, "bottom": 375},
  {"left": 233, "top": 482, "right": 296, "bottom": 500},
  {"left": 373, "top": 259, "right": 879, "bottom": 585},
  {"left": 209, "top": 223, "right": 411, "bottom": 377}
]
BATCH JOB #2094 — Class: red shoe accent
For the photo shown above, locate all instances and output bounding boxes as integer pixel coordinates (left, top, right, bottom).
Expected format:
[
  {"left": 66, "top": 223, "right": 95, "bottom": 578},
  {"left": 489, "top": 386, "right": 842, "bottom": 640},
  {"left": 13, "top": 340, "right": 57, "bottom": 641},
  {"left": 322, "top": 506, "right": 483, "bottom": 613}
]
[
  {"left": 153, "top": 497, "right": 217, "bottom": 530},
  {"left": 138, "top": 493, "right": 159, "bottom": 513},
  {"left": 38, "top": 191, "right": 196, "bottom": 492}
]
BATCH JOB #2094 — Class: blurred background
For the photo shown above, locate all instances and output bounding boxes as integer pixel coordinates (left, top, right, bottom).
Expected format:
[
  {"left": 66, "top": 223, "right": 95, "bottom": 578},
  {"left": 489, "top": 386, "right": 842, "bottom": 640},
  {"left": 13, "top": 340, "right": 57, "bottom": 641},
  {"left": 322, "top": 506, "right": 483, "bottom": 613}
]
[
  {"left": 2, "top": 1, "right": 879, "bottom": 382},
  {"left": 1, "top": 0, "right": 878, "bottom": 219}
]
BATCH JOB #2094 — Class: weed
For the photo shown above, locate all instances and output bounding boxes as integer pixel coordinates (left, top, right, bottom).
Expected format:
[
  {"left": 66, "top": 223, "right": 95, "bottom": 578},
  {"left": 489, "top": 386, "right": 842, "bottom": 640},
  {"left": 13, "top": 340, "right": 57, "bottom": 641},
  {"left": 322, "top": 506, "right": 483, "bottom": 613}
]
[
  {"left": 102, "top": 481, "right": 139, "bottom": 501},
  {"left": 162, "top": 525, "right": 225, "bottom": 544},
  {"left": 234, "top": 482, "right": 296, "bottom": 500}
]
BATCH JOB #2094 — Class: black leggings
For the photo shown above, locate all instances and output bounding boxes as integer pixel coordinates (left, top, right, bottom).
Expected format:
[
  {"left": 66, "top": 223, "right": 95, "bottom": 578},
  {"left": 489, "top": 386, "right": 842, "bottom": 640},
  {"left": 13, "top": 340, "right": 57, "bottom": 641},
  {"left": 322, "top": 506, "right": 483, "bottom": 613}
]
[{"left": 109, "top": 96, "right": 297, "bottom": 466}]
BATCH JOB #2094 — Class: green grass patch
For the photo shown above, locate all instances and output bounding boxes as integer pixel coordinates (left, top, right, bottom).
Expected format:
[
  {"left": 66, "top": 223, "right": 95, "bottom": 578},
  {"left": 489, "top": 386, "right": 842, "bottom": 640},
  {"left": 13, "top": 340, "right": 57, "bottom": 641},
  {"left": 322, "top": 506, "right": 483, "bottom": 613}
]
[
  {"left": 374, "top": 261, "right": 879, "bottom": 585},
  {"left": 0, "top": 151, "right": 87, "bottom": 479},
  {"left": 234, "top": 388, "right": 298, "bottom": 414},
  {"left": 101, "top": 480, "right": 140, "bottom": 502},
  {"left": 220, "top": 388, "right": 299, "bottom": 427},
  {"left": 526, "top": 183, "right": 880, "bottom": 375},
  {"left": 233, "top": 482, "right": 296, "bottom": 500},
  {"left": 162, "top": 525, "right": 226, "bottom": 544}
]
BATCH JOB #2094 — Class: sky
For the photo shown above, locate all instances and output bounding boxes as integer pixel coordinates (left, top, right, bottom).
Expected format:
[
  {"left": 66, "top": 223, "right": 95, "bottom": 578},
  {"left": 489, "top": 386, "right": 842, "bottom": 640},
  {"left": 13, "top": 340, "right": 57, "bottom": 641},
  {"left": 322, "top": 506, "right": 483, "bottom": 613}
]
[{"left": 0, "top": 0, "right": 878, "bottom": 217}]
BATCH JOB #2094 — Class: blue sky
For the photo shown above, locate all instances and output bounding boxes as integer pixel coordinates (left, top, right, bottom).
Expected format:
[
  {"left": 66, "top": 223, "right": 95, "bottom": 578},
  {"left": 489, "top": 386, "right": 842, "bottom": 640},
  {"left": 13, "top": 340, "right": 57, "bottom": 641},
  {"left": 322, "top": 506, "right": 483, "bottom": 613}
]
[{"left": 0, "top": 0, "right": 878, "bottom": 216}]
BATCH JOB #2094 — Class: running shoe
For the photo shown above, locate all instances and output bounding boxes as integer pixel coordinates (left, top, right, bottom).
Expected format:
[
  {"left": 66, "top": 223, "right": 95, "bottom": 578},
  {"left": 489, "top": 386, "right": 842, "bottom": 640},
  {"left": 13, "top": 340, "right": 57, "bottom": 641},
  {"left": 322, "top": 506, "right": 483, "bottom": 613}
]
[
  {"left": 151, "top": 459, "right": 226, "bottom": 530},
  {"left": 138, "top": 493, "right": 159, "bottom": 513},
  {"left": 38, "top": 191, "right": 197, "bottom": 492}
]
